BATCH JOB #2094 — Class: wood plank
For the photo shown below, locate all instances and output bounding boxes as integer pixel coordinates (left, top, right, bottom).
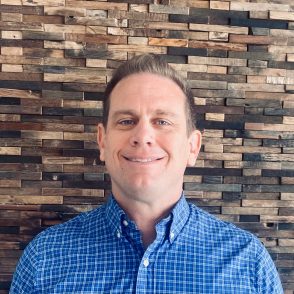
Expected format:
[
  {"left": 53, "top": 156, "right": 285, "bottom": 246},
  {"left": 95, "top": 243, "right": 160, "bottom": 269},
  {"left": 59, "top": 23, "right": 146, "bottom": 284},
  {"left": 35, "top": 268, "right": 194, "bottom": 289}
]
[
  {"left": 230, "top": 2, "right": 289, "bottom": 12},
  {"left": 1, "top": 31, "right": 22, "bottom": 39},
  {"left": 1, "top": 12, "right": 22, "bottom": 22},
  {"left": 66, "top": 1, "right": 128, "bottom": 10},
  {"left": 0, "top": 21, "right": 43, "bottom": 31},
  {"left": 245, "top": 123, "right": 294, "bottom": 132},
  {"left": 0, "top": 195, "right": 63, "bottom": 205},
  {"left": 44, "top": 72, "right": 106, "bottom": 83},
  {"left": 42, "top": 157, "right": 84, "bottom": 165},
  {"left": 44, "top": 24, "right": 86, "bottom": 34},
  {"left": 210, "top": 1, "right": 230, "bottom": 10},
  {"left": 45, "top": 7, "right": 87, "bottom": 16},
  {"left": 189, "top": 40, "right": 246, "bottom": 51},
  {"left": 108, "top": 44, "right": 166, "bottom": 54},
  {"left": 0, "top": 55, "right": 43, "bottom": 65},
  {"left": 148, "top": 37, "right": 188, "bottom": 47},
  {"left": 222, "top": 207, "right": 278, "bottom": 215},
  {"left": 22, "top": 0, "right": 65, "bottom": 5},
  {"left": 190, "top": 23, "right": 248, "bottom": 34},
  {"left": 189, "top": 56, "right": 247, "bottom": 66},
  {"left": 228, "top": 83, "right": 284, "bottom": 92},
  {"left": 230, "top": 35, "right": 272, "bottom": 45},
  {"left": 22, "top": 14, "right": 63, "bottom": 24},
  {"left": 149, "top": 4, "right": 189, "bottom": 15},
  {"left": 1, "top": 64, "right": 23, "bottom": 73},
  {"left": 0, "top": 88, "right": 40, "bottom": 99},
  {"left": 270, "top": 11, "right": 294, "bottom": 22},
  {"left": 0, "top": 148, "right": 21, "bottom": 155}
]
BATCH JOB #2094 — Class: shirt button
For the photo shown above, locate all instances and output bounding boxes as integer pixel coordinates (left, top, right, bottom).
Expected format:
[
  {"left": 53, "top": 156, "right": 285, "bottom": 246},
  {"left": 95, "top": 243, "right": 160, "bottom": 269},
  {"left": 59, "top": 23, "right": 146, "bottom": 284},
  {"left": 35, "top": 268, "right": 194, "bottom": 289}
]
[
  {"left": 143, "top": 258, "right": 149, "bottom": 267},
  {"left": 116, "top": 230, "right": 121, "bottom": 238},
  {"left": 170, "top": 232, "right": 175, "bottom": 239},
  {"left": 123, "top": 220, "right": 128, "bottom": 226}
]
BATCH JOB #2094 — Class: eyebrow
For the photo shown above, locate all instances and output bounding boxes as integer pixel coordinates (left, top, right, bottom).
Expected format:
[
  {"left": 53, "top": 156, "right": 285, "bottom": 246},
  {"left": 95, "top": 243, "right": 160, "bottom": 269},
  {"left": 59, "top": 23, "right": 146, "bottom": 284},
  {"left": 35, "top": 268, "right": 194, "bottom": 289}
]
[
  {"left": 154, "top": 110, "right": 178, "bottom": 117},
  {"left": 111, "top": 109, "right": 179, "bottom": 120},
  {"left": 111, "top": 110, "right": 137, "bottom": 121}
]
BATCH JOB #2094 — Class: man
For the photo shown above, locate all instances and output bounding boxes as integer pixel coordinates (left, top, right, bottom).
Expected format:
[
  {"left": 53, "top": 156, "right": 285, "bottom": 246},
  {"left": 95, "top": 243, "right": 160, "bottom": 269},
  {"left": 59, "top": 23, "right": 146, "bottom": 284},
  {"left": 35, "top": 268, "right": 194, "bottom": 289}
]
[{"left": 10, "top": 54, "right": 283, "bottom": 293}]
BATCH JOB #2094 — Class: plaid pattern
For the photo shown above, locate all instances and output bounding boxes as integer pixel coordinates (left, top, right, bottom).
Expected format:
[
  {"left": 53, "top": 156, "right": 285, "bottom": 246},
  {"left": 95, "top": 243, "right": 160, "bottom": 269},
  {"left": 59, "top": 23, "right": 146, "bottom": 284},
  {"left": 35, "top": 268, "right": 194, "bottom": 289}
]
[{"left": 10, "top": 195, "right": 283, "bottom": 293}]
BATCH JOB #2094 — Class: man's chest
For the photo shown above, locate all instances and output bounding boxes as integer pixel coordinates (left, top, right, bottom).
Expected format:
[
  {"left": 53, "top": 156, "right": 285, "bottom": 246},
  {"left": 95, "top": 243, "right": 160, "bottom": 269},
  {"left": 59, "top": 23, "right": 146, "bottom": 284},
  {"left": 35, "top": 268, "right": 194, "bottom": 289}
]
[{"left": 35, "top": 242, "right": 255, "bottom": 294}]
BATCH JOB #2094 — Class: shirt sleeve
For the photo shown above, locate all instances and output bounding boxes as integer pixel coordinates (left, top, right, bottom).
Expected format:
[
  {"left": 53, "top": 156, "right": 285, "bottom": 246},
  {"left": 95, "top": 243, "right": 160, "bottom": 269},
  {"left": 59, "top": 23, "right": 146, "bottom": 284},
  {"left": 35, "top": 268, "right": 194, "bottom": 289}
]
[
  {"left": 255, "top": 240, "right": 284, "bottom": 294},
  {"left": 9, "top": 238, "right": 39, "bottom": 294}
]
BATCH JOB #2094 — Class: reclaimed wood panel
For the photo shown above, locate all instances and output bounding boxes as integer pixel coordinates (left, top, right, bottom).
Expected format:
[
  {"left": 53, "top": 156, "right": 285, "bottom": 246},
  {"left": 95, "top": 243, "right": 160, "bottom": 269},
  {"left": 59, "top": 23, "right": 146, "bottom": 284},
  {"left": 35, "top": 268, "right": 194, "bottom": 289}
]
[{"left": 0, "top": 0, "right": 293, "bottom": 292}]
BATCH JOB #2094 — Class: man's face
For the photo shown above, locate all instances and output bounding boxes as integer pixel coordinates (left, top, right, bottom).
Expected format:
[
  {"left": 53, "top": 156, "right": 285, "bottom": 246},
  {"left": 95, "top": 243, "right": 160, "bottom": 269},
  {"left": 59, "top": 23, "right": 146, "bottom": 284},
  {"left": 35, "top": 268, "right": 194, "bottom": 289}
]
[{"left": 97, "top": 73, "right": 201, "bottom": 204}]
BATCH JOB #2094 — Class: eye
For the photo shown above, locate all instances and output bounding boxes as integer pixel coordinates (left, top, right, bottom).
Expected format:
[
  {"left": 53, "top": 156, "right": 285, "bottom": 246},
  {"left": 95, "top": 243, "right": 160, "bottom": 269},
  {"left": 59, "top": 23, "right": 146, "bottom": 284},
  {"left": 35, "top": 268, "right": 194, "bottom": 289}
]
[
  {"left": 118, "top": 119, "right": 135, "bottom": 125},
  {"left": 155, "top": 119, "right": 171, "bottom": 126}
]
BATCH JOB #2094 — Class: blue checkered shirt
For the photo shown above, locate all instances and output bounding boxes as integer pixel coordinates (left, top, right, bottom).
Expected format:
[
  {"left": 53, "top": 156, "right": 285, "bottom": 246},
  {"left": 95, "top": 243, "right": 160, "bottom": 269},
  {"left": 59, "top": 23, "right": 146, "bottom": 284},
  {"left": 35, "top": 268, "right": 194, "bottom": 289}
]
[{"left": 10, "top": 195, "right": 283, "bottom": 293}]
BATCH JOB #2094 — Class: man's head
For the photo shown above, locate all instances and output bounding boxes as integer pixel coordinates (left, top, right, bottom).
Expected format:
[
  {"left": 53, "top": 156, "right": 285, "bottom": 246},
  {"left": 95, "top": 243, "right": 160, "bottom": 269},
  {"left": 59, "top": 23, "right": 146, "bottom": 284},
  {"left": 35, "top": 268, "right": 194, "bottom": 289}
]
[
  {"left": 97, "top": 54, "right": 201, "bottom": 205},
  {"left": 103, "top": 54, "right": 196, "bottom": 134}
]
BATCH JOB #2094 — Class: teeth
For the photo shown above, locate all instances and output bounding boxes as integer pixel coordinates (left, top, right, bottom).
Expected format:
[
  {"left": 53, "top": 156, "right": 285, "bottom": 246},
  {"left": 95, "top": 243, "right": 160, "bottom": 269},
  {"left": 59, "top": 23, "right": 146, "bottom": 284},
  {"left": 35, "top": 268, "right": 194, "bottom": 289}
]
[{"left": 128, "top": 158, "right": 153, "bottom": 162}]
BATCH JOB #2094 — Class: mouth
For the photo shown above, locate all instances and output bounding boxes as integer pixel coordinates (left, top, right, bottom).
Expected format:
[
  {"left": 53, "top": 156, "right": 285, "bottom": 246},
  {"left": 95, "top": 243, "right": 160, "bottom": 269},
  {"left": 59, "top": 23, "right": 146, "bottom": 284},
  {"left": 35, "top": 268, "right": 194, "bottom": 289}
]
[{"left": 122, "top": 156, "right": 164, "bottom": 163}]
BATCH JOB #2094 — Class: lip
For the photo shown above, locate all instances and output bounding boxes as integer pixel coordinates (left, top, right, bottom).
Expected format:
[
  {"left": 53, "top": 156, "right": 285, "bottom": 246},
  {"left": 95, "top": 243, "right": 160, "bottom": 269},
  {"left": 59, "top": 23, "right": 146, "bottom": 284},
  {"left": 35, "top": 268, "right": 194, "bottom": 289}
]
[{"left": 122, "top": 155, "right": 165, "bottom": 164}]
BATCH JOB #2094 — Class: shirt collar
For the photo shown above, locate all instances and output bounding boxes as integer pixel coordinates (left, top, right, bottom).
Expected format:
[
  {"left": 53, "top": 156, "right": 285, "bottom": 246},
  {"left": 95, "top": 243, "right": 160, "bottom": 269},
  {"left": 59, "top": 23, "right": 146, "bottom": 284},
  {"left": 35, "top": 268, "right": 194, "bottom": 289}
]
[
  {"left": 105, "top": 193, "right": 191, "bottom": 243},
  {"left": 168, "top": 194, "right": 190, "bottom": 244},
  {"left": 105, "top": 194, "right": 127, "bottom": 237}
]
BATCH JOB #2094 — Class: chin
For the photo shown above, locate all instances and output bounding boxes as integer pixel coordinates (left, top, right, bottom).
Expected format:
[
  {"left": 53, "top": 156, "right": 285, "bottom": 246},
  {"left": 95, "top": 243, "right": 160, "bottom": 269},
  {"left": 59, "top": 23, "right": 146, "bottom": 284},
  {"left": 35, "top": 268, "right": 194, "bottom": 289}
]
[{"left": 127, "top": 180, "right": 157, "bottom": 196}]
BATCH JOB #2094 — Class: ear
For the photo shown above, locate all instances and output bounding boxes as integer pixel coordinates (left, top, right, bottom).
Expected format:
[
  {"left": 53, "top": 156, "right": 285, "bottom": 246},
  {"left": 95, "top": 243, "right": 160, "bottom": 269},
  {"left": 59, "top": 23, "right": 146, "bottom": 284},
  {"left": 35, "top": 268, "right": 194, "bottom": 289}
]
[
  {"left": 187, "top": 130, "right": 202, "bottom": 167},
  {"left": 97, "top": 123, "right": 106, "bottom": 162}
]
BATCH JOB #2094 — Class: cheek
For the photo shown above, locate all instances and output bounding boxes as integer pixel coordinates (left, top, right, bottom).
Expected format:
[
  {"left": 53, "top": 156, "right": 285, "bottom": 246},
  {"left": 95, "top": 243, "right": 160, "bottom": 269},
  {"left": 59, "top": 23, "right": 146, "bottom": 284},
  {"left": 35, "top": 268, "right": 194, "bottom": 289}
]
[
  {"left": 166, "top": 141, "right": 188, "bottom": 160},
  {"left": 104, "top": 138, "right": 121, "bottom": 162},
  {"left": 177, "top": 141, "right": 192, "bottom": 160}
]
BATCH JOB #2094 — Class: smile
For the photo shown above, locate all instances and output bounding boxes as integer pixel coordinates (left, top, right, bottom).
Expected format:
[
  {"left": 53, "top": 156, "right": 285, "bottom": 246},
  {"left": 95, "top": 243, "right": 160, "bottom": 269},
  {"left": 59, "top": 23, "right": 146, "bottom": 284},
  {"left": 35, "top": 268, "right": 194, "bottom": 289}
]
[{"left": 123, "top": 156, "right": 163, "bottom": 163}]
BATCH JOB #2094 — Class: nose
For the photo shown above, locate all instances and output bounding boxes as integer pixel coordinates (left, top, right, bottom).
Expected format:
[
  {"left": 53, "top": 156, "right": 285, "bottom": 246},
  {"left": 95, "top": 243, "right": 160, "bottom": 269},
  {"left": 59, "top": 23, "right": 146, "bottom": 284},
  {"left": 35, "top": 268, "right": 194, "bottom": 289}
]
[{"left": 129, "top": 120, "right": 154, "bottom": 147}]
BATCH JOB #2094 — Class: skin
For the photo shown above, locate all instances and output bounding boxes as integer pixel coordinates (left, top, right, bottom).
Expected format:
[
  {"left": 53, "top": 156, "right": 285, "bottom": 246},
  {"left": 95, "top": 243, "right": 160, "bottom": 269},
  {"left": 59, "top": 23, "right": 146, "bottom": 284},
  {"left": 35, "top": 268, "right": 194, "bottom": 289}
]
[{"left": 97, "top": 73, "right": 201, "bottom": 246}]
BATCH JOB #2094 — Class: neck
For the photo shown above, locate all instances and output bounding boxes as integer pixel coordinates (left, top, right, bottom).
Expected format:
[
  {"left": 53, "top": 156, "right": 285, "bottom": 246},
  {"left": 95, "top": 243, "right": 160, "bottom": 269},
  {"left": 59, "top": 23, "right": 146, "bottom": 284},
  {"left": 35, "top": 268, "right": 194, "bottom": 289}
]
[
  {"left": 130, "top": 203, "right": 170, "bottom": 247},
  {"left": 113, "top": 191, "right": 181, "bottom": 248}
]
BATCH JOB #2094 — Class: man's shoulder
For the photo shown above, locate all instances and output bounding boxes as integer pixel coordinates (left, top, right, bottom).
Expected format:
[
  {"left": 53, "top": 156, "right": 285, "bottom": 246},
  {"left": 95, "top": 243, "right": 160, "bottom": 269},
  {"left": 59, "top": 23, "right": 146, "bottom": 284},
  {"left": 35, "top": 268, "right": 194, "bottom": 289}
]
[
  {"left": 32, "top": 203, "right": 107, "bottom": 245},
  {"left": 188, "top": 201, "right": 258, "bottom": 244}
]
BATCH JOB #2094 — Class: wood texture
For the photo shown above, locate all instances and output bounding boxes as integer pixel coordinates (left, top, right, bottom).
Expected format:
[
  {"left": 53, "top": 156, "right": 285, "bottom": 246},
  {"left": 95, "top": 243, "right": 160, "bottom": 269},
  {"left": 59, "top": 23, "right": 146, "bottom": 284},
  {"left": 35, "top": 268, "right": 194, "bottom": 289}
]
[{"left": 0, "top": 1, "right": 293, "bottom": 292}]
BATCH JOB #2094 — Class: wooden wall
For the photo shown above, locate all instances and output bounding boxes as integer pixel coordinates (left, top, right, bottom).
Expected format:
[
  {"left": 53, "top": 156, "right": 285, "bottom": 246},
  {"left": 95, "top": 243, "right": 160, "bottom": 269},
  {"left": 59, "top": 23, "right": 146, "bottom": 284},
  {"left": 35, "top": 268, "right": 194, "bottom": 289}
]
[{"left": 0, "top": 0, "right": 293, "bottom": 292}]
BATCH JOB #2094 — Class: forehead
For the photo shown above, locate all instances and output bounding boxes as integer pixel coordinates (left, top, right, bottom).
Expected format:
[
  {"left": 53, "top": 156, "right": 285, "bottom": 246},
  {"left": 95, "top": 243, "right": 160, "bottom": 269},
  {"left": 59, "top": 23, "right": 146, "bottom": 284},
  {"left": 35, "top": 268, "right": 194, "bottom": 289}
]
[{"left": 109, "top": 73, "right": 187, "bottom": 114}]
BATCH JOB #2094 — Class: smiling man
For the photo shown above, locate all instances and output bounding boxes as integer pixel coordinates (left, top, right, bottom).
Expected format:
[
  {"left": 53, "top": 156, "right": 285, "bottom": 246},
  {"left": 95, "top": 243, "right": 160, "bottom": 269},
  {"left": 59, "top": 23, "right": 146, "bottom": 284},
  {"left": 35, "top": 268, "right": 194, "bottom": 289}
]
[
  {"left": 97, "top": 71, "right": 201, "bottom": 246},
  {"left": 10, "top": 54, "right": 283, "bottom": 293}
]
